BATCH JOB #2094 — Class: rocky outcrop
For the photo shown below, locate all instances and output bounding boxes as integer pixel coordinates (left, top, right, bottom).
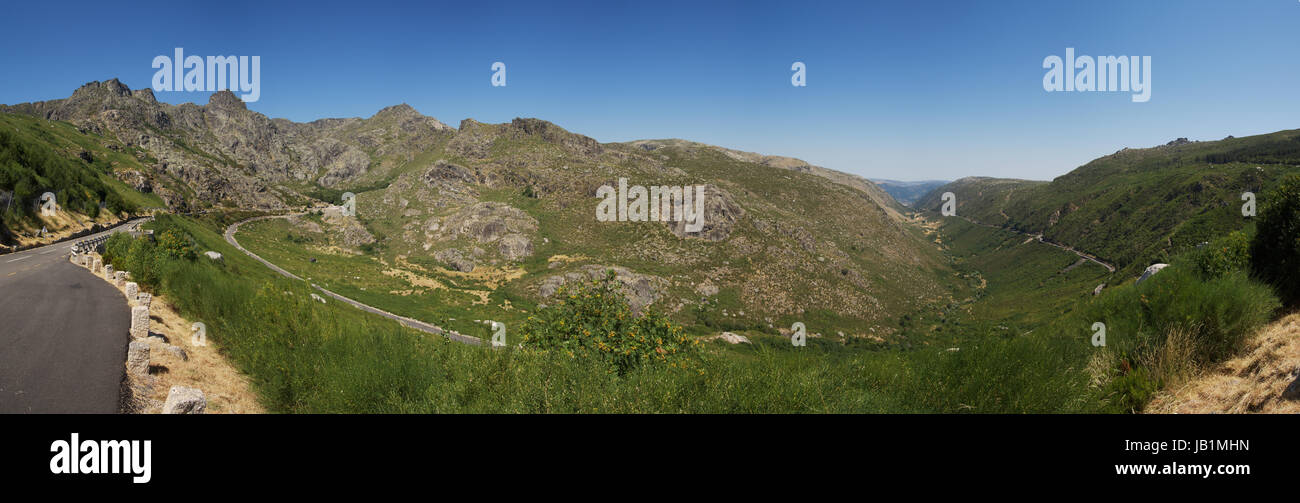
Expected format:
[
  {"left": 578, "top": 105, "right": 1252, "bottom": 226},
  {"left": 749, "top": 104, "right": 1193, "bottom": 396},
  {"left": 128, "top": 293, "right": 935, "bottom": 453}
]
[
  {"left": 438, "top": 202, "right": 537, "bottom": 244},
  {"left": 498, "top": 234, "right": 533, "bottom": 261},
  {"left": 667, "top": 184, "right": 744, "bottom": 241},
  {"left": 434, "top": 248, "right": 476, "bottom": 272},
  {"left": 114, "top": 170, "right": 152, "bottom": 193},
  {"left": 538, "top": 265, "right": 665, "bottom": 313},
  {"left": 1136, "top": 263, "right": 1169, "bottom": 285},
  {"left": 304, "top": 138, "right": 371, "bottom": 187}
]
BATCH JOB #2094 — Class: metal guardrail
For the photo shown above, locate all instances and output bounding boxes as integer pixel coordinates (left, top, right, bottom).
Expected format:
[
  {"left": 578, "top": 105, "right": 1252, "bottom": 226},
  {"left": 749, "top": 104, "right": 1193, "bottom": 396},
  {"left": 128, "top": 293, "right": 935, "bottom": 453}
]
[
  {"left": 68, "top": 217, "right": 153, "bottom": 255},
  {"left": 71, "top": 234, "right": 110, "bottom": 254}
]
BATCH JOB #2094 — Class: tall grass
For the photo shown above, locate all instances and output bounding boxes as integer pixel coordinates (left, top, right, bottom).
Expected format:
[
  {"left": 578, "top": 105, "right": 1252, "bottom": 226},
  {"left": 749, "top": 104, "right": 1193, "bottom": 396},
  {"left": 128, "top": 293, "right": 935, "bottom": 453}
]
[{"left": 1079, "top": 264, "right": 1278, "bottom": 411}]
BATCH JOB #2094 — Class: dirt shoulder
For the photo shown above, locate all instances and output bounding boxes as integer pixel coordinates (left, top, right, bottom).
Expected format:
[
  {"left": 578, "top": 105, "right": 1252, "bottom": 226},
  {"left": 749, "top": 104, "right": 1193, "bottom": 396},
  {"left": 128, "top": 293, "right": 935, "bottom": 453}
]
[{"left": 82, "top": 251, "right": 264, "bottom": 413}]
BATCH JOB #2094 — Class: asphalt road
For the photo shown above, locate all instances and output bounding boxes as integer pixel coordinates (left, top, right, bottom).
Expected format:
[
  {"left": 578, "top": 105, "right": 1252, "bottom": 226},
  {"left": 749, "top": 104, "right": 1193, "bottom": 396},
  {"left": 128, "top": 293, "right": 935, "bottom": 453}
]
[{"left": 0, "top": 221, "right": 145, "bottom": 413}]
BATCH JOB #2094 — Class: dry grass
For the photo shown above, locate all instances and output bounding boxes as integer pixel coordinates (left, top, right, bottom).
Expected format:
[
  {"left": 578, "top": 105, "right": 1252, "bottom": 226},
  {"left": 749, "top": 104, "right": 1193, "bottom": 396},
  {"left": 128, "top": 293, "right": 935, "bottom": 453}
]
[
  {"left": 1147, "top": 313, "right": 1300, "bottom": 414},
  {"left": 84, "top": 252, "right": 264, "bottom": 413},
  {"left": 11, "top": 210, "right": 122, "bottom": 247},
  {"left": 1140, "top": 325, "right": 1201, "bottom": 393}
]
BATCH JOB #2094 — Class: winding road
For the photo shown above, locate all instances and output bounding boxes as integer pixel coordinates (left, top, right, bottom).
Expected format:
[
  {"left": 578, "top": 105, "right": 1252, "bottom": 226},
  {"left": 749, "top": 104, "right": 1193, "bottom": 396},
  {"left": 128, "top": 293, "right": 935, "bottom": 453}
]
[
  {"left": 949, "top": 214, "right": 1116, "bottom": 273},
  {"left": 0, "top": 220, "right": 148, "bottom": 413},
  {"left": 224, "top": 215, "right": 482, "bottom": 345}
]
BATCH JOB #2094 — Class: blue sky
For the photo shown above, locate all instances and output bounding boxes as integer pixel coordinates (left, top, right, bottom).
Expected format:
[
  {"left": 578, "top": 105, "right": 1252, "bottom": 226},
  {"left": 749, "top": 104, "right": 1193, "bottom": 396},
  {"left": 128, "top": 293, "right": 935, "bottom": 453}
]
[{"left": 2, "top": 0, "right": 1298, "bottom": 181}]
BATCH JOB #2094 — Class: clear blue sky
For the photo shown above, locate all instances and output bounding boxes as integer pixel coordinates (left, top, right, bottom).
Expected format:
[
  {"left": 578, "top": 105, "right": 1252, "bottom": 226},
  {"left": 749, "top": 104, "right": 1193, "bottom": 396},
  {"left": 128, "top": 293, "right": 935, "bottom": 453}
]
[{"left": 2, "top": 0, "right": 1298, "bottom": 181}]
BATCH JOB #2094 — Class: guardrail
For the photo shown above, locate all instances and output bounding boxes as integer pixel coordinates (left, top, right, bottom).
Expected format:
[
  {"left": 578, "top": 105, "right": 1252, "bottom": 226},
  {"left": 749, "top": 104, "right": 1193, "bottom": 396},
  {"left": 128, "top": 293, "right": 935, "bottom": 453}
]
[
  {"left": 68, "top": 217, "right": 153, "bottom": 255},
  {"left": 71, "top": 234, "right": 111, "bottom": 254}
]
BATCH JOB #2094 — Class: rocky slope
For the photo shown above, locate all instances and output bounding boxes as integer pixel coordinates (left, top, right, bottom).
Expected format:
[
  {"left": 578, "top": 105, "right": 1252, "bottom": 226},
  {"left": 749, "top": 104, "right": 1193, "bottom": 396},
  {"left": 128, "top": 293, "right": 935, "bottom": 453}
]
[{"left": 3, "top": 79, "right": 959, "bottom": 334}]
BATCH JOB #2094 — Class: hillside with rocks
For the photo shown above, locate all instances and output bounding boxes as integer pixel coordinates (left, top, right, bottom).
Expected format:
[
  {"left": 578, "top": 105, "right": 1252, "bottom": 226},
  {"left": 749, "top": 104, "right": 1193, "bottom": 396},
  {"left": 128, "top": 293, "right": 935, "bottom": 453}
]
[{"left": 3, "top": 79, "right": 960, "bottom": 337}]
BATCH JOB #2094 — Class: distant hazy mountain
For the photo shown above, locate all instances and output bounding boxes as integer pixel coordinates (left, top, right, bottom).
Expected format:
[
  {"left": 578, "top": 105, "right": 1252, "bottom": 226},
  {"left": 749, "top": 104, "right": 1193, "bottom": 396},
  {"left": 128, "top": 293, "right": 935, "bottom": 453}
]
[{"left": 870, "top": 179, "right": 950, "bottom": 206}]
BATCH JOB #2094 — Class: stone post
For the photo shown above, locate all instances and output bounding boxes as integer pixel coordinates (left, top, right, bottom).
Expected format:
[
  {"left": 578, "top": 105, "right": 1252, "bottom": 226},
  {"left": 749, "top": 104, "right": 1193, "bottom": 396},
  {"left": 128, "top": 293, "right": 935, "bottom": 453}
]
[
  {"left": 130, "top": 305, "right": 150, "bottom": 339},
  {"left": 126, "top": 341, "right": 150, "bottom": 375},
  {"left": 125, "top": 282, "right": 139, "bottom": 299}
]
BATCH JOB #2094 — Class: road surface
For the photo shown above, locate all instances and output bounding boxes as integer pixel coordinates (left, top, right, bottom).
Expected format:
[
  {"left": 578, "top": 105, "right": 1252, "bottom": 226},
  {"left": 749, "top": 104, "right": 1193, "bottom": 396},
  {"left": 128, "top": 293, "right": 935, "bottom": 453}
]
[{"left": 0, "top": 220, "right": 147, "bottom": 413}]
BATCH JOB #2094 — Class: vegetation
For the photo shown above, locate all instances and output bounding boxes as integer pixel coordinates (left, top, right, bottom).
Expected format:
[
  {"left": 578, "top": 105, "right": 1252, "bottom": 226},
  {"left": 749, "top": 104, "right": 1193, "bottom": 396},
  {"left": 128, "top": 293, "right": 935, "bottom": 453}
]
[
  {"left": 91, "top": 212, "right": 1282, "bottom": 414},
  {"left": 0, "top": 112, "right": 165, "bottom": 244},
  {"left": 918, "top": 131, "right": 1300, "bottom": 275},
  {"left": 1249, "top": 174, "right": 1300, "bottom": 306},
  {"left": 519, "top": 271, "right": 700, "bottom": 375}
]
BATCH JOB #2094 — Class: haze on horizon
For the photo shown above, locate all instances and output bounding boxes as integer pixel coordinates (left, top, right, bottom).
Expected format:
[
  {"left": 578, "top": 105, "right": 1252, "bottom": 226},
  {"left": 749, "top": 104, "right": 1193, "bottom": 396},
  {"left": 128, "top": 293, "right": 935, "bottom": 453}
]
[{"left": 2, "top": 0, "right": 1298, "bottom": 183}]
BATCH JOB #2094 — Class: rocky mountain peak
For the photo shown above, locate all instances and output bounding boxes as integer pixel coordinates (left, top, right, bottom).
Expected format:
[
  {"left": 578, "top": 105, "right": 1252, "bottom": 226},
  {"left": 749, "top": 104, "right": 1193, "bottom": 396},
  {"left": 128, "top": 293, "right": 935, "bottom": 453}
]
[
  {"left": 207, "top": 90, "right": 247, "bottom": 110},
  {"left": 72, "top": 78, "right": 133, "bottom": 99},
  {"left": 374, "top": 103, "right": 418, "bottom": 118},
  {"left": 508, "top": 118, "right": 601, "bottom": 155},
  {"left": 132, "top": 88, "right": 157, "bottom": 104}
]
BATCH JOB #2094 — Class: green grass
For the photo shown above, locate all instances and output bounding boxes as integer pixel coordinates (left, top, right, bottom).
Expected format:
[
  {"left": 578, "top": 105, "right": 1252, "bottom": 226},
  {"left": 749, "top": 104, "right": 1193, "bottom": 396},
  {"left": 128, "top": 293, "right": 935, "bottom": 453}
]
[
  {"left": 0, "top": 113, "right": 165, "bottom": 243},
  {"left": 95, "top": 213, "right": 1150, "bottom": 413}
]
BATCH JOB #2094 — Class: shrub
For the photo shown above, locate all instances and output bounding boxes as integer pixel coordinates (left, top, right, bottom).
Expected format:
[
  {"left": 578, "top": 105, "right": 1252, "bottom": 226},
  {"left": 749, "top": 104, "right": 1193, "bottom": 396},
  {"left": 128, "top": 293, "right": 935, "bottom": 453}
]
[
  {"left": 1190, "top": 230, "right": 1250, "bottom": 279},
  {"left": 1249, "top": 174, "right": 1300, "bottom": 305},
  {"left": 519, "top": 271, "right": 699, "bottom": 375},
  {"left": 156, "top": 226, "right": 197, "bottom": 260},
  {"left": 1084, "top": 264, "right": 1279, "bottom": 410}
]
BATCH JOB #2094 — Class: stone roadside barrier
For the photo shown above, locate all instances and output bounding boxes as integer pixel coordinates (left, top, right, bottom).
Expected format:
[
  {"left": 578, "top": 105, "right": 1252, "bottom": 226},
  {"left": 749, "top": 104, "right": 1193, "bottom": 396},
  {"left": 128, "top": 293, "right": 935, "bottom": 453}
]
[
  {"left": 130, "top": 305, "right": 149, "bottom": 340},
  {"left": 162, "top": 386, "right": 206, "bottom": 414},
  {"left": 80, "top": 251, "right": 210, "bottom": 414},
  {"left": 126, "top": 341, "right": 149, "bottom": 375}
]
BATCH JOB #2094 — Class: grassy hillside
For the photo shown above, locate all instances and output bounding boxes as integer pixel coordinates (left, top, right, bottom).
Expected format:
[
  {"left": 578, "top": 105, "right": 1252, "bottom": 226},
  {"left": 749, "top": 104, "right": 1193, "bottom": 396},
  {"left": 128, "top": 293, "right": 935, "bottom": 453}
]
[
  {"left": 0, "top": 113, "right": 164, "bottom": 247},
  {"left": 917, "top": 131, "right": 1300, "bottom": 276},
  {"left": 106, "top": 213, "right": 1128, "bottom": 413},
  {"left": 238, "top": 120, "right": 962, "bottom": 344}
]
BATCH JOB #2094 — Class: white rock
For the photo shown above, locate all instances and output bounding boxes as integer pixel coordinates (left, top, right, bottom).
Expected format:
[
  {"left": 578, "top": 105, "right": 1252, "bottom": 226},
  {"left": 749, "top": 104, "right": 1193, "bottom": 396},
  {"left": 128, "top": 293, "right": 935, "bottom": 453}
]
[
  {"left": 204, "top": 251, "right": 223, "bottom": 260},
  {"left": 1136, "top": 263, "right": 1169, "bottom": 285},
  {"left": 716, "top": 332, "right": 751, "bottom": 344},
  {"left": 161, "top": 386, "right": 206, "bottom": 414}
]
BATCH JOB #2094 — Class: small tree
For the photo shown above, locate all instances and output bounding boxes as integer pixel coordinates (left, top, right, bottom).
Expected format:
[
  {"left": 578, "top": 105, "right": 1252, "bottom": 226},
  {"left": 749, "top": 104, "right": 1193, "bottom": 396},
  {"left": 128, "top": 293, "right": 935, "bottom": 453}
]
[
  {"left": 519, "top": 271, "right": 699, "bottom": 375},
  {"left": 1249, "top": 175, "right": 1300, "bottom": 305}
]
